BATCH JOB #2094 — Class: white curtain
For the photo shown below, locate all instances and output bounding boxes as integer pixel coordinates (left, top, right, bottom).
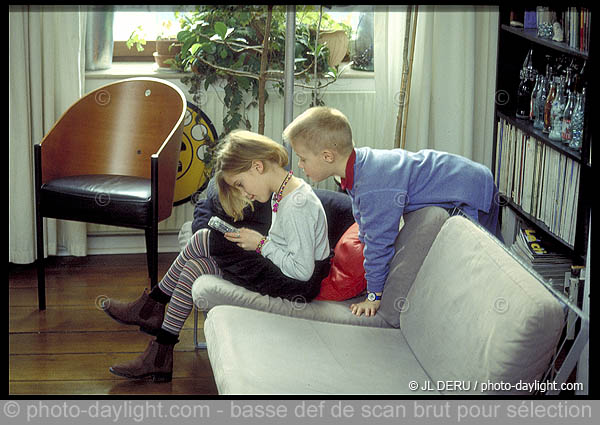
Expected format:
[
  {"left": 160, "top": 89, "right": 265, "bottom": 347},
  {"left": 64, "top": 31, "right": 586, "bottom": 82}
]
[
  {"left": 373, "top": 6, "right": 408, "bottom": 150},
  {"left": 404, "top": 5, "right": 499, "bottom": 167},
  {"left": 374, "top": 5, "right": 499, "bottom": 168},
  {"left": 9, "top": 6, "right": 88, "bottom": 264}
]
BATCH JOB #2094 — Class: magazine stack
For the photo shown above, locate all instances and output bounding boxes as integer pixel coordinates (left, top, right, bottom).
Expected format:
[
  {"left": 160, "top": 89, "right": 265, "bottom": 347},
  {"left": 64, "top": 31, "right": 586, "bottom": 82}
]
[{"left": 510, "top": 224, "right": 572, "bottom": 292}]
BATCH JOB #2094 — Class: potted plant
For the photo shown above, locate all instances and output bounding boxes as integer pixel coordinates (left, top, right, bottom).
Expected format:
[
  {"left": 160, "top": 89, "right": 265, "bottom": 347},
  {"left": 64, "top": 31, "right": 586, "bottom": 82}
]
[
  {"left": 296, "top": 8, "right": 351, "bottom": 67},
  {"left": 126, "top": 20, "right": 183, "bottom": 69},
  {"left": 154, "top": 20, "right": 183, "bottom": 69},
  {"left": 173, "top": 5, "right": 352, "bottom": 136}
]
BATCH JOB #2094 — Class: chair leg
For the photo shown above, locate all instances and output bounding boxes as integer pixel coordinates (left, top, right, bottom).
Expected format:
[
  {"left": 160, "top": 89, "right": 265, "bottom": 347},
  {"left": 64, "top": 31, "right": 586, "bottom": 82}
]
[
  {"left": 144, "top": 229, "right": 154, "bottom": 279},
  {"left": 34, "top": 144, "right": 46, "bottom": 311},
  {"left": 149, "top": 157, "right": 159, "bottom": 288},
  {"left": 35, "top": 213, "right": 46, "bottom": 311},
  {"left": 145, "top": 225, "right": 159, "bottom": 288}
]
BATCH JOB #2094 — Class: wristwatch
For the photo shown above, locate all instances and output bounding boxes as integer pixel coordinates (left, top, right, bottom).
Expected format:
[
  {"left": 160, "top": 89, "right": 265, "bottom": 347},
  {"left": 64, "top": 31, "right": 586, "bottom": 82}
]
[{"left": 367, "top": 292, "right": 382, "bottom": 302}]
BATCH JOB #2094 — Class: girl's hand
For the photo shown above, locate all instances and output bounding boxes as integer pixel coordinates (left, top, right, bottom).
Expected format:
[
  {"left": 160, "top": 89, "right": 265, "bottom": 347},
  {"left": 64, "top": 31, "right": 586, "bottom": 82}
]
[
  {"left": 350, "top": 298, "right": 381, "bottom": 317},
  {"left": 224, "top": 227, "right": 265, "bottom": 252}
]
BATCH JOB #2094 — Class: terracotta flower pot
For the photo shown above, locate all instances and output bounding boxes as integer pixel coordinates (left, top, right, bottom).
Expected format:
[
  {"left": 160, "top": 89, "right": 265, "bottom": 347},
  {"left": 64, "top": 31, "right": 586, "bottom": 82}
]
[
  {"left": 154, "top": 39, "right": 182, "bottom": 68},
  {"left": 156, "top": 39, "right": 182, "bottom": 56},
  {"left": 153, "top": 52, "right": 176, "bottom": 68},
  {"left": 319, "top": 30, "right": 349, "bottom": 67}
]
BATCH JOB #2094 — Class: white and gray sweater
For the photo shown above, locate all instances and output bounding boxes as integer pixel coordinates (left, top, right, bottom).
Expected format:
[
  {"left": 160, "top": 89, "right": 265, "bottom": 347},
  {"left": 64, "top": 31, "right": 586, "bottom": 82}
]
[{"left": 260, "top": 180, "right": 330, "bottom": 281}]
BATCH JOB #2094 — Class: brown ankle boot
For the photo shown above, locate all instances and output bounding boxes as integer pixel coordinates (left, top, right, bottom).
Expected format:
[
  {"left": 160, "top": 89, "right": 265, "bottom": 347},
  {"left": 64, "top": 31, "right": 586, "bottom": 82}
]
[
  {"left": 109, "top": 340, "right": 174, "bottom": 382},
  {"left": 102, "top": 289, "right": 165, "bottom": 335}
]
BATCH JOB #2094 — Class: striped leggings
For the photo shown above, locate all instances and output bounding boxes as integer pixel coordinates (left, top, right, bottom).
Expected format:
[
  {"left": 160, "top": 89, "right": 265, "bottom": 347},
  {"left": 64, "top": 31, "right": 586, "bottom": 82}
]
[{"left": 158, "top": 229, "right": 221, "bottom": 336}]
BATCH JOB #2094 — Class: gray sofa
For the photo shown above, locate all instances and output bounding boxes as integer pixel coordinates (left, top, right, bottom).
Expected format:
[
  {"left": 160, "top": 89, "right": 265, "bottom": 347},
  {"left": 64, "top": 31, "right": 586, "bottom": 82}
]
[
  {"left": 196, "top": 215, "right": 568, "bottom": 395},
  {"left": 191, "top": 206, "right": 449, "bottom": 330}
]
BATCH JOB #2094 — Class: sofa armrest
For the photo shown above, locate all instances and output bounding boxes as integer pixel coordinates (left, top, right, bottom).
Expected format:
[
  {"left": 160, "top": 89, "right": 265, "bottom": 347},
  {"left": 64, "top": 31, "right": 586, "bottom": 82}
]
[
  {"left": 400, "top": 216, "right": 565, "bottom": 394},
  {"left": 192, "top": 274, "right": 390, "bottom": 328}
]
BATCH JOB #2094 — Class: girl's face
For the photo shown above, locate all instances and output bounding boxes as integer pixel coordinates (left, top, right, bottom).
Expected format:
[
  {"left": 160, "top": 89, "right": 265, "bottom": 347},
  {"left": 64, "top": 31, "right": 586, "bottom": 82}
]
[{"left": 223, "top": 161, "right": 271, "bottom": 203}]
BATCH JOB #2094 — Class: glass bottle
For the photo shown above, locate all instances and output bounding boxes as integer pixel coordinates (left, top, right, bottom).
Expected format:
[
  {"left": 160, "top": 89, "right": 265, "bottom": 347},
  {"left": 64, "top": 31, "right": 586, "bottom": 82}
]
[
  {"left": 549, "top": 81, "right": 566, "bottom": 141},
  {"left": 543, "top": 79, "right": 556, "bottom": 133},
  {"left": 533, "top": 75, "right": 547, "bottom": 130},
  {"left": 561, "top": 91, "right": 575, "bottom": 144},
  {"left": 516, "top": 49, "right": 534, "bottom": 119},
  {"left": 569, "top": 90, "right": 585, "bottom": 150},
  {"left": 565, "top": 66, "right": 574, "bottom": 93},
  {"left": 530, "top": 74, "right": 541, "bottom": 122},
  {"left": 575, "top": 60, "right": 587, "bottom": 93}
]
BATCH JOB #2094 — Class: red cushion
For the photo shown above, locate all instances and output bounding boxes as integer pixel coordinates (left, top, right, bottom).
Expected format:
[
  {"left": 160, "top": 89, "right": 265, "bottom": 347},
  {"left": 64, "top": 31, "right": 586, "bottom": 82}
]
[{"left": 316, "top": 222, "right": 366, "bottom": 301}]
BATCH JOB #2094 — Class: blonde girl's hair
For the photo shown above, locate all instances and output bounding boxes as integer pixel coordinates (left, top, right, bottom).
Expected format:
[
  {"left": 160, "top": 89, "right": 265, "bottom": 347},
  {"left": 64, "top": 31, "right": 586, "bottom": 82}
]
[
  {"left": 214, "top": 130, "right": 288, "bottom": 221},
  {"left": 282, "top": 106, "right": 354, "bottom": 155}
]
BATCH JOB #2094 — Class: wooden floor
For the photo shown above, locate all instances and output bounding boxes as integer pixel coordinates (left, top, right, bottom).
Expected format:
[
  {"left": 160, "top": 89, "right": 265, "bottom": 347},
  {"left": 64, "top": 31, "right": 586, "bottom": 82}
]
[{"left": 9, "top": 253, "right": 219, "bottom": 395}]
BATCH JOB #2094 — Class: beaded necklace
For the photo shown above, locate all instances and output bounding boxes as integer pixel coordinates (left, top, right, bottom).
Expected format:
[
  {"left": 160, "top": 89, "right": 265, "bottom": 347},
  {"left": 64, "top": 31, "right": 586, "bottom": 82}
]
[{"left": 272, "top": 170, "right": 293, "bottom": 213}]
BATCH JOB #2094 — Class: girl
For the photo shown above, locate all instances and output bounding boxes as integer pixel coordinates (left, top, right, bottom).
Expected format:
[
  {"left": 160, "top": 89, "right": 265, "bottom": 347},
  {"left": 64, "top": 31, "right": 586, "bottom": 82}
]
[{"left": 103, "top": 130, "right": 331, "bottom": 382}]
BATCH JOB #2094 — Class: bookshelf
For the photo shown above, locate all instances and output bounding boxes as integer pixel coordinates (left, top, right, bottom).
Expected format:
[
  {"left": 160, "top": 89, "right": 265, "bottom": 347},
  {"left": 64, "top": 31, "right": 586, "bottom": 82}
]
[{"left": 491, "top": 7, "right": 592, "bottom": 264}]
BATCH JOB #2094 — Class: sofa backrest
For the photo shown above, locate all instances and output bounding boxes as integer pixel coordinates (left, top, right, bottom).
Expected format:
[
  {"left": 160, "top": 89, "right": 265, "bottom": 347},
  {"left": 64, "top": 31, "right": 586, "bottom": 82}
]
[
  {"left": 400, "top": 216, "right": 565, "bottom": 395},
  {"left": 378, "top": 206, "right": 449, "bottom": 328},
  {"left": 313, "top": 188, "right": 355, "bottom": 248}
]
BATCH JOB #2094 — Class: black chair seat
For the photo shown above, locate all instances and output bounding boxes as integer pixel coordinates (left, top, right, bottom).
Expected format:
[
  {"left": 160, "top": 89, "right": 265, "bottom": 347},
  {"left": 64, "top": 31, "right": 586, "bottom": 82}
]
[{"left": 41, "top": 174, "right": 152, "bottom": 228}]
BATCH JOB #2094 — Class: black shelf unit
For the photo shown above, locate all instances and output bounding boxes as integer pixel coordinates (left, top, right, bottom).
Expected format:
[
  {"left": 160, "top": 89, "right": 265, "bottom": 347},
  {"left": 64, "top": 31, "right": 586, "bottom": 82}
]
[{"left": 491, "top": 8, "right": 592, "bottom": 263}]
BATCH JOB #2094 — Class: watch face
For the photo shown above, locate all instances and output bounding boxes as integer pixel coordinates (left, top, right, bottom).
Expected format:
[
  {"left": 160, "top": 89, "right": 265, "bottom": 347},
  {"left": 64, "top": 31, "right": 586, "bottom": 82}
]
[{"left": 367, "top": 292, "right": 376, "bottom": 301}]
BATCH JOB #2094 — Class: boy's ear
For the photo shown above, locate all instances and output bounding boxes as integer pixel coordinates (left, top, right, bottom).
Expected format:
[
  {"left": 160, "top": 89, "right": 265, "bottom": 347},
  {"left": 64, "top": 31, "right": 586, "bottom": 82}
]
[{"left": 321, "top": 149, "right": 336, "bottom": 163}]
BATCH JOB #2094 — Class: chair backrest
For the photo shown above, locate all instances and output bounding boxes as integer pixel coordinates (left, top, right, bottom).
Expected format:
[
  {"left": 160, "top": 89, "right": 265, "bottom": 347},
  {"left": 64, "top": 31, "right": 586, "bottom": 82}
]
[{"left": 40, "top": 77, "right": 186, "bottom": 183}]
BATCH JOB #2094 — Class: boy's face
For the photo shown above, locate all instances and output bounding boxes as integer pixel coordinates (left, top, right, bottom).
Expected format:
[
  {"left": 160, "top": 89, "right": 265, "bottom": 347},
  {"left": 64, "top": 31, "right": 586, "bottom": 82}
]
[{"left": 291, "top": 139, "right": 333, "bottom": 183}]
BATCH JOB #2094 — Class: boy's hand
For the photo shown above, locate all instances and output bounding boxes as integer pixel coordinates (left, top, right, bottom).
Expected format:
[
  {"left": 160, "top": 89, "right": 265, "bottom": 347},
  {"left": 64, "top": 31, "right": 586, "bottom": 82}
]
[{"left": 350, "top": 298, "right": 381, "bottom": 317}]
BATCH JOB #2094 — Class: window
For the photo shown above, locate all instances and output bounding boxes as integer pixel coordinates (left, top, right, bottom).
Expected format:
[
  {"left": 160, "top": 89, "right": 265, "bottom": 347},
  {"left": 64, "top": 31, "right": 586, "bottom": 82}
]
[
  {"left": 112, "top": 8, "right": 187, "bottom": 61},
  {"left": 112, "top": 6, "right": 373, "bottom": 71}
]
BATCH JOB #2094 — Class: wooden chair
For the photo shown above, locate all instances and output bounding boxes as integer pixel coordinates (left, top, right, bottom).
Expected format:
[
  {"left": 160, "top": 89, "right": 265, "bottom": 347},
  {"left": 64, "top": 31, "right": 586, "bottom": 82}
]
[{"left": 34, "top": 77, "right": 186, "bottom": 310}]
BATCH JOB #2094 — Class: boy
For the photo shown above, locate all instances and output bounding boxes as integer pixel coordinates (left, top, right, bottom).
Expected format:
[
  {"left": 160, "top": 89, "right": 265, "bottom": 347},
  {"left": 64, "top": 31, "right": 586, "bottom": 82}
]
[{"left": 283, "top": 106, "right": 501, "bottom": 317}]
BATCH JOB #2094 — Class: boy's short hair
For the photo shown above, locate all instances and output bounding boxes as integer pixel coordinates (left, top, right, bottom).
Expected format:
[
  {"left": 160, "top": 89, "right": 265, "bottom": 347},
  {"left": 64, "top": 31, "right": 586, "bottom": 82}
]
[{"left": 283, "top": 106, "right": 354, "bottom": 155}]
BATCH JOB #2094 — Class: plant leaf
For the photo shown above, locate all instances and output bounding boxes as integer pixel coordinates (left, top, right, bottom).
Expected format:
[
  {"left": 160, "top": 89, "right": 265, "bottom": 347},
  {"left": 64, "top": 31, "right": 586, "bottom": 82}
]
[
  {"left": 189, "top": 43, "right": 202, "bottom": 55},
  {"left": 236, "top": 76, "right": 251, "bottom": 90},
  {"left": 214, "top": 22, "right": 228, "bottom": 39}
]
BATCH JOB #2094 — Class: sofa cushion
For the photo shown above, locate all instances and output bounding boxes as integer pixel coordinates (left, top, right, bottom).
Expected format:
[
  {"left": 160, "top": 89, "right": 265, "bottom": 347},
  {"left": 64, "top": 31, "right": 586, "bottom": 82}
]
[
  {"left": 316, "top": 222, "right": 366, "bottom": 301},
  {"left": 192, "top": 275, "right": 389, "bottom": 328},
  {"left": 378, "top": 206, "right": 449, "bottom": 328},
  {"left": 204, "top": 305, "right": 437, "bottom": 395},
  {"left": 400, "top": 216, "right": 565, "bottom": 395}
]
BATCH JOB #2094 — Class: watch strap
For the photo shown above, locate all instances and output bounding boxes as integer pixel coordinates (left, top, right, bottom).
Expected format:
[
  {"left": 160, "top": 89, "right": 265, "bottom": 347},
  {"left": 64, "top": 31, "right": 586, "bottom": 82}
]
[{"left": 367, "top": 292, "right": 382, "bottom": 301}]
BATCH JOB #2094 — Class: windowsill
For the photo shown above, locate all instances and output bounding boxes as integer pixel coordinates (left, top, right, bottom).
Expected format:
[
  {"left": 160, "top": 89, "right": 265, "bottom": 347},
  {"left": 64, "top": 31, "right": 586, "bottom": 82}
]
[
  {"left": 85, "top": 61, "right": 374, "bottom": 80},
  {"left": 85, "top": 61, "right": 189, "bottom": 79}
]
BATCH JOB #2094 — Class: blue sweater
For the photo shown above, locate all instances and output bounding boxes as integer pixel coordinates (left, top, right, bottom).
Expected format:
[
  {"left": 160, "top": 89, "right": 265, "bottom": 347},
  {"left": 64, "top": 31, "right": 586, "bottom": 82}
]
[{"left": 346, "top": 147, "right": 495, "bottom": 293}]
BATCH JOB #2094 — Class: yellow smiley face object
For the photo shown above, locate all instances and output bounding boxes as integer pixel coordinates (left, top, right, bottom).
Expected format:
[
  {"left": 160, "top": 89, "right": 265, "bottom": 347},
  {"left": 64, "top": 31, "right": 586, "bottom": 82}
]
[{"left": 173, "top": 102, "right": 218, "bottom": 206}]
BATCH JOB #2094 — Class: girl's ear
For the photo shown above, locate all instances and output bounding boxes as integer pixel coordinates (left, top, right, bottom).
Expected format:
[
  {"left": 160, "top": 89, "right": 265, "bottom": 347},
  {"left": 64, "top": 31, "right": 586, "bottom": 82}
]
[{"left": 252, "top": 159, "right": 265, "bottom": 174}]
